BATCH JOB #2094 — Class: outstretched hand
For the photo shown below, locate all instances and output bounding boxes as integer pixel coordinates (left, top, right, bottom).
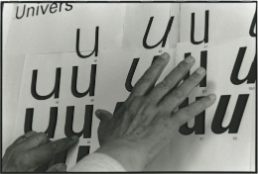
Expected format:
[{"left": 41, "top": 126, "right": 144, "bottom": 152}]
[{"left": 95, "top": 52, "right": 216, "bottom": 171}]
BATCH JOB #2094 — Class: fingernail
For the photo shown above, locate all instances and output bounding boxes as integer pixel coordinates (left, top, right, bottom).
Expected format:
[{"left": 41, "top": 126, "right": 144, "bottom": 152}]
[
  {"left": 209, "top": 94, "right": 216, "bottom": 100},
  {"left": 57, "top": 163, "right": 67, "bottom": 172},
  {"left": 185, "top": 56, "right": 194, "bottom": 63},
  {"left": 95, "top": 110, "right": 100, "bottom": 115},
  {"left": 196, "top": 67, "right": 205, "bottom": 74},
  {"left": 160, "top": 52, "right": 170, "bottom": 60},
  {"left": 71, "top": 135, "right": 79, "bottom": 141}
]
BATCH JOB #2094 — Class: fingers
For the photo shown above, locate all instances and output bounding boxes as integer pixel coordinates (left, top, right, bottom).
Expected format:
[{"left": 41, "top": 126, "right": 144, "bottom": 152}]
[
  {"left": 25, "top": 136, "right": 79, "bottom": 167},
  {"left": 160, "top": 67, "right": 206, "bottom": 109},
  {"left": 128, "top": 53, "right": 170, "bottom": 99},
  {"left": 5, "top": 131, "right": 37, "bottom": 154},
  {"left": 20, "top": 132, "right": 50, "bottom": 150},
  {"left": 95, "top": 109, "right": 112, "bottom": 121},
  {"left": 46, "top": 163, "right": 67, "bottom": 172},
  {"left": 148, "top": 56, "right": 195, "bottom": 102},
  {"left": 12, "top": 131, "right": 37, "bottom": 145},
  {"left": 172, "top": 94, "right": 216, "bottom": 125},
  {"left": 3, "top": 133, "right": 78, "bottom": 172}
]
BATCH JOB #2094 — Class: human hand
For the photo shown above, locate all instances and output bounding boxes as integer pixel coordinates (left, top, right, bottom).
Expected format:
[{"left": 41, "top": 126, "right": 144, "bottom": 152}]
[
  {"left": 2, "top": 131, "right": 79, "bottom": 172},
  {"left": 95, "top": 53, "right": 216, "bottom": 171}
]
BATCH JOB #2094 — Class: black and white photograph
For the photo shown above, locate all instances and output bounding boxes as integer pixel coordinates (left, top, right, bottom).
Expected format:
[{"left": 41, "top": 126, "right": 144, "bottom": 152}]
[{"left": 1, "top": 1, "right": 257, "bottom": 172}]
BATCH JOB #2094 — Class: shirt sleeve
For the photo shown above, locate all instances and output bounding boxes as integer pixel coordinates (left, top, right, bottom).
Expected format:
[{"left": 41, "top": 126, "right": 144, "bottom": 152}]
[{"left": 68, "top": 153, "right": 126, "bottom": 172}]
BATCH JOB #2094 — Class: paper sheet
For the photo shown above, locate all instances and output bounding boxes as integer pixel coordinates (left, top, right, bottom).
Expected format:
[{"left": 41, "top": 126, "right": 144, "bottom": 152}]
[
  {"left": 2, "top": 54, "right": 25, "bottom": 154},
  {"left": 169, "top": 3, "right": 180, "bottom": 48},
  {"left": 122, "top": 4, "right": 179, "bottom": 49},
  {"left": 179, "top": 3, "right": 256, "bottom": 44},
  {"left": 5, "top": 3, "right": 126, "bottom": 55},
  {"left": 2, "top": 4, "right": 16, "bottom": 52}
]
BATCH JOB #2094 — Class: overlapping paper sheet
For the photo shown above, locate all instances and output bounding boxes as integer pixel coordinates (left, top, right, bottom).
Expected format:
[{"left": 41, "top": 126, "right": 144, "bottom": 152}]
[
  {"left": 122, "top": 3, "right": 179, "bottom": 49},
  {"left": 179, "top": 3, "right": 256, "bottom": 44},
  {"left": 2, "top": 55, "right": 25, "bottom": 153},
  {"left": 5, "top": 3, "right": 126, "bottom": 54},
  {"left": 5, "top": 2, "right": 256, "bottom": 171}
]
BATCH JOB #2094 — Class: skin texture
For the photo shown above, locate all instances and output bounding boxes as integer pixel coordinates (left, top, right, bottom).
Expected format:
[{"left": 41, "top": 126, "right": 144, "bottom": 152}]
[
  {"left": 2, "top": 131, "right": 78, "bottom": 172},
  {"left": 95, "top": 52, "right": 216, "bottom": 171},
  {"left": 3, "top": 52, "right": 216, "bottom": 172}
]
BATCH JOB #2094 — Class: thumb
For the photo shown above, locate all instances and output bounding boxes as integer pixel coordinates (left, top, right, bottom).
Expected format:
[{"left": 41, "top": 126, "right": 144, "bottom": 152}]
[
  {"left": 46, "top": 163, "right": 67, "bottom": 172},
  {"left": 95, "top": 109, "right": 112, "bottom": 121}
]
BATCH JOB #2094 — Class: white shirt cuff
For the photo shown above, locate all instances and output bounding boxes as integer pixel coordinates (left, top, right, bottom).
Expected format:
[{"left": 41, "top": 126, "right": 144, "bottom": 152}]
[{"left": 69, "top": 153, "right": 126, "bottom": 172}]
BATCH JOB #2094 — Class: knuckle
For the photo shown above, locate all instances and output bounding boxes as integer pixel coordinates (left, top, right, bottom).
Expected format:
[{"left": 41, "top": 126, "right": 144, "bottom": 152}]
[
  {"left": 139, "top": 76, "right": 152, "bottom": 84},
  {"left": 160, "top": 79, "right": 174, "bottom": 89},
  {"left": 171, "top": 88, "right": 184, "bottom": 99},
  {"left": 133, "top": 83, "right": 147, "bottom": 94},
  {"left": 153, "top": 58, "right": 164, "bottom": 66},
  {"left": 178, "top": 108, "right": 192, "bottom": 124},
  {"left": 26, "top": 130, "right": 35, "bottom": 134},
  {"left": 15, "top": 153, "right": 29, "bottom": 167},
  {"left": 126, "top": 96, "right": 154, "bottom": 117},
  {"left": 49, "top": 142, "right": 57, "bottom": 152},
  {"left": 25, "top": 131, "right": 37, "bottom": 136},
  {"left": 143, "top": 96, "right": 152, "bottom": 105},
  {"left": 142, "top": 103, "right": 154, "bottom": 115},
  {"left": 183, "top": 107, "right": 192, "bottom": 117},
  {"left": 127, "top": 105, "right": 139, "bottom": 116},
  {"left": 37, "top": 132, "right": 48, "bottom": 142},
  {"left": 161, "top": 116, "right": 170, "bottom": 128},
  {"left": 177, "top": 62, "right": 187, "bottom": 71},
  {"left": 127, "top": 96, "right": 140, "bottom": 107},
  {"left": 188, "top": 73, "right": 200, "bottom": 83},
  {"left": 175, "top": 108, "right": 192, "bottom": 125},
  {"left": 199, "top": 99, "right": 207, "bottom": 109},
  {"left": 158, "top": 104, "right": 167, "bottom": 113},
  {"left": 20, "top": 154, "right": 30, "bottom": 166},
  {"left": 175, "top": 116, "right": 185, "bottom": 126}
]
